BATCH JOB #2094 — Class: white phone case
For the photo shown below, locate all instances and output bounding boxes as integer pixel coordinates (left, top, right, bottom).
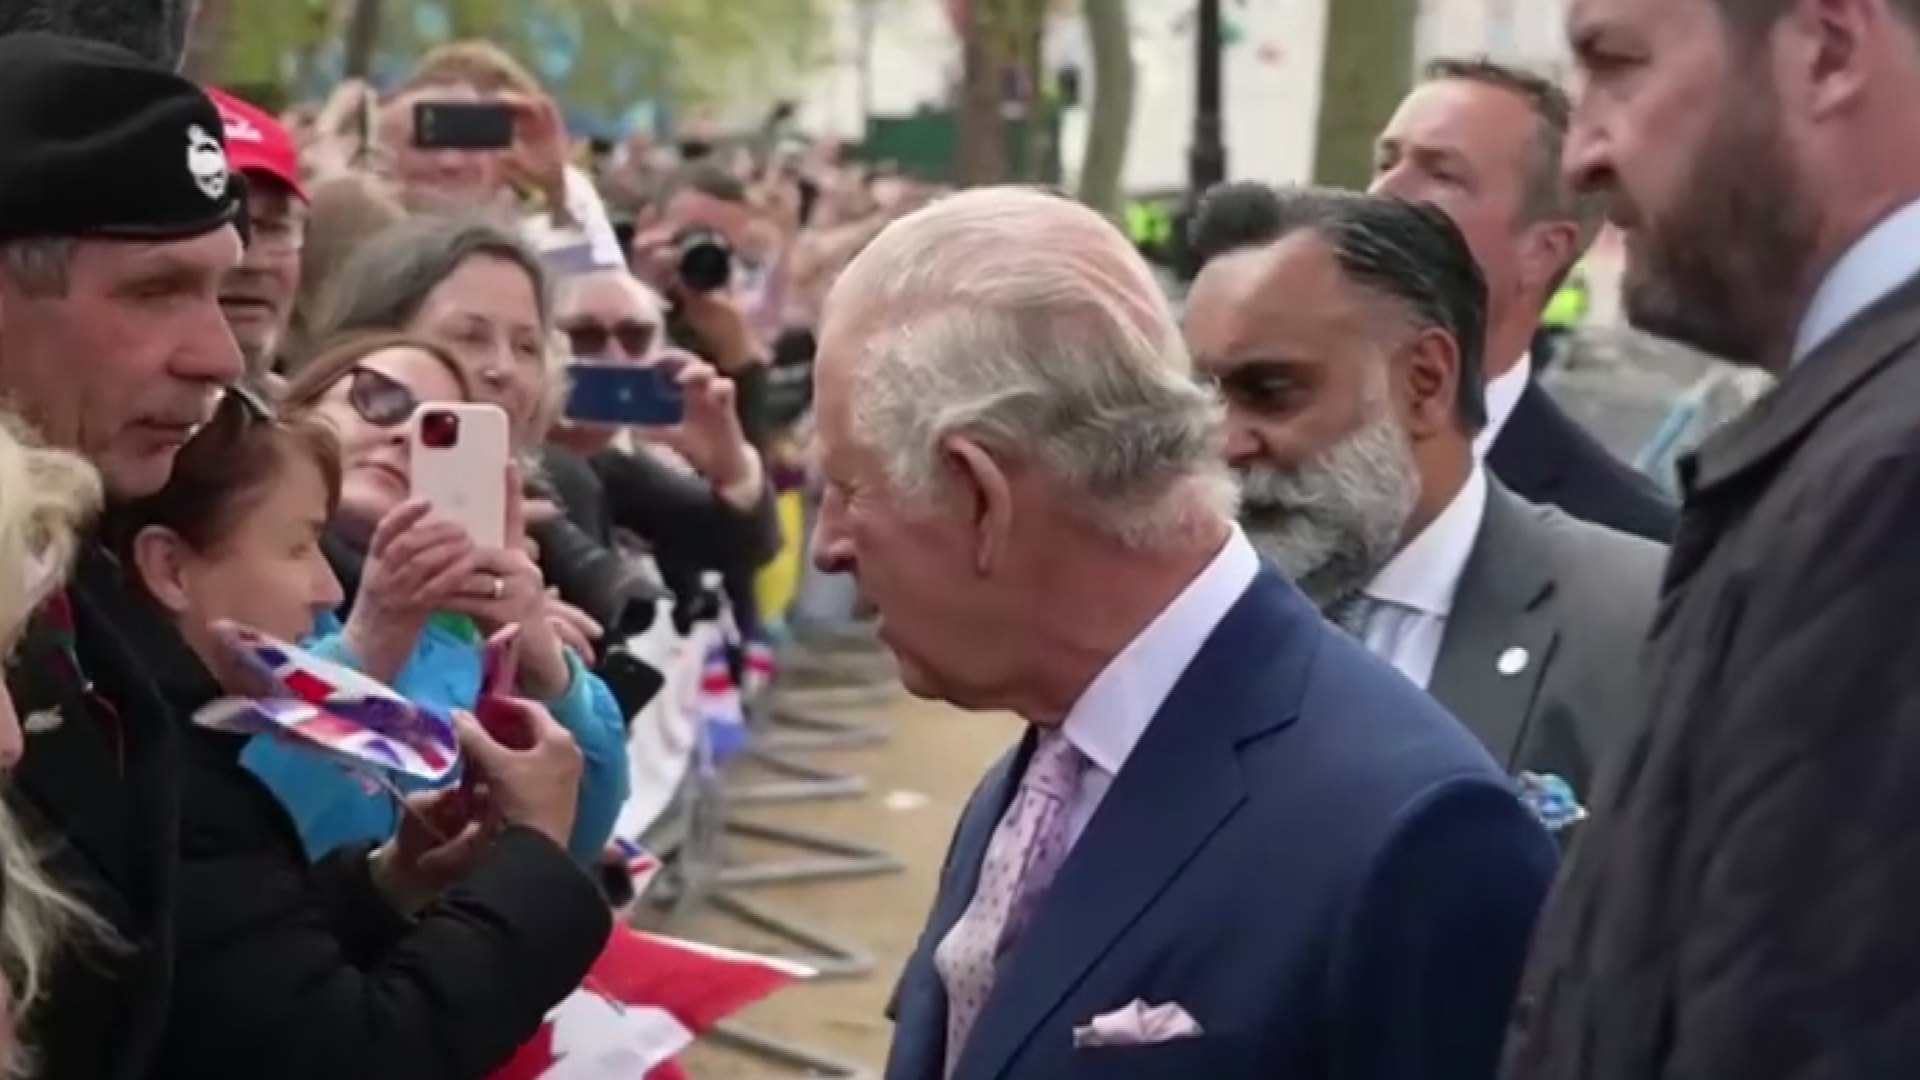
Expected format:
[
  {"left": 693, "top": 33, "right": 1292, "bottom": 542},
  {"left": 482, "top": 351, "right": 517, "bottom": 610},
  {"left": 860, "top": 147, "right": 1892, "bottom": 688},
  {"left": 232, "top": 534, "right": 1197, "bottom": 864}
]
[{"left": 408, "top": 403, "right": 510, "bottom": 549}]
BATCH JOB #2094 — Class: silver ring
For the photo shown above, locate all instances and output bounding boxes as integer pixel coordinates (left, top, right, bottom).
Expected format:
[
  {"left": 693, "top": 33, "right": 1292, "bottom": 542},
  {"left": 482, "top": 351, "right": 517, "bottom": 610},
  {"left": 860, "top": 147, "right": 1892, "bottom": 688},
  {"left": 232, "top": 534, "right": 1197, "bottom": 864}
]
[{"left": 489, "top": 575, "right": 504, "bottom": 601}]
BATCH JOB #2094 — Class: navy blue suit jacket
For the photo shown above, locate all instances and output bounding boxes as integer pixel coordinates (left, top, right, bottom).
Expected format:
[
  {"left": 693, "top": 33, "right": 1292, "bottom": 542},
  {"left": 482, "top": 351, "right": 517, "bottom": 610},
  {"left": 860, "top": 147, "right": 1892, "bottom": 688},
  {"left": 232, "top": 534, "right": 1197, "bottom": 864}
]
[{"left": 884, "top": 568, "right": 1558, "bottom": 1080}]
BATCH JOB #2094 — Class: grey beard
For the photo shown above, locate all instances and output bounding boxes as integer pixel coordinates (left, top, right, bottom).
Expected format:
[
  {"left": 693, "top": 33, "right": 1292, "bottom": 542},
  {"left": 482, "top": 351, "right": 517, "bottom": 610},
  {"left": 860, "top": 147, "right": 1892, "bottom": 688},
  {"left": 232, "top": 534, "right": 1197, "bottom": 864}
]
[{"left": 1236, "top": 406, "right": 1420, "bottom": 610}]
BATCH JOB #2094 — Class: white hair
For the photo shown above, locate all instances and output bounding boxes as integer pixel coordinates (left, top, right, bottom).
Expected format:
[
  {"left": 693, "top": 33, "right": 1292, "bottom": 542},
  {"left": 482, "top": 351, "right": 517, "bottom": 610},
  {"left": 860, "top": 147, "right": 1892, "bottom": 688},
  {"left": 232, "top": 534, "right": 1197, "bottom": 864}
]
[
  {"left": 0, "top": 413, "right": 107, "bottom": 1071},
  {"left": 825, "top": 187, "right": 1235, "bottom": 550}
]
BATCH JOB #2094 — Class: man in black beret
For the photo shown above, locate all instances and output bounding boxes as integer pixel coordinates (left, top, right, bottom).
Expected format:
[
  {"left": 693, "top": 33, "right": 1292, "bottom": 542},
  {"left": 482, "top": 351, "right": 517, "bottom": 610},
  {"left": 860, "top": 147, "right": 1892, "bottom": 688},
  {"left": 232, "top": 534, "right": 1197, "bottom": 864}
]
[
  {"left": 0, "top": 31, "right": 244, "bottom": 1080},
  {"left": 0, "top": 0, "right": 196, "bottom": 70}
]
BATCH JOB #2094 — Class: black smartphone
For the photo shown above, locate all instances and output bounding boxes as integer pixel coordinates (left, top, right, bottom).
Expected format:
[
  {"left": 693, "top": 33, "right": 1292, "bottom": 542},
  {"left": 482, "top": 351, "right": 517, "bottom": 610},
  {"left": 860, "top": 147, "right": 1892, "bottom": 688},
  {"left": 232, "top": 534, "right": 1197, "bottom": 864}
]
[
  {"left": 413, "top": 101, "right": 514, "bottom": 150},
  {"left": 596, "top": 649, "right": 666, "bottom": 723}
]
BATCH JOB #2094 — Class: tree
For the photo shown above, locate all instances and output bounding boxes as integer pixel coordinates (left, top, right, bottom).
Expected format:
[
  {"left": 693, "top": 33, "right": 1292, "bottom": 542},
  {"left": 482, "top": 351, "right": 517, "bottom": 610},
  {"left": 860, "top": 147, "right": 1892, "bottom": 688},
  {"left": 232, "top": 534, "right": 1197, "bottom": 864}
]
[
  {"left": 1076, "top": 0, "right": 1134, "bottom": 218},
  {"left": 1310, "top": 0, "right": 1419, "bottom": 189},
  {"left": 954, "top": 0, "right": 1051, "bottom": 185},
  {"left": 186, "top": 0, "right": 836, "bottom": 124}
]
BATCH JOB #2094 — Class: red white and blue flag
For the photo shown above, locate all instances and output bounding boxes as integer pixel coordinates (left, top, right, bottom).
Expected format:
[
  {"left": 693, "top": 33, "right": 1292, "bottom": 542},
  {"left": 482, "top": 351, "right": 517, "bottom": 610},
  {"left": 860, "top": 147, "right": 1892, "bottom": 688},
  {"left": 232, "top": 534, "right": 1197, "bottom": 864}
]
[{"left": 192, "top": 623, "right": 458, "bottom": 782}]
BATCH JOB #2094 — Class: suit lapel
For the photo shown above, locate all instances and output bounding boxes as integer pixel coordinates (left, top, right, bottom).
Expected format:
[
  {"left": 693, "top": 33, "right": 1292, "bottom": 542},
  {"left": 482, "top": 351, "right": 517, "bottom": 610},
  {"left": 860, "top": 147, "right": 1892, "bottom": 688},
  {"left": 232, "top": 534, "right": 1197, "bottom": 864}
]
[
  {"left": 1487, "top": 383, "right": 1566, "bottom": 504},
  {"left": 1428, "top": 481, "right": 1557, "bottom": 769},
  {"left": 953, "top": 572, "right": 1309, "bottom": 1080}
]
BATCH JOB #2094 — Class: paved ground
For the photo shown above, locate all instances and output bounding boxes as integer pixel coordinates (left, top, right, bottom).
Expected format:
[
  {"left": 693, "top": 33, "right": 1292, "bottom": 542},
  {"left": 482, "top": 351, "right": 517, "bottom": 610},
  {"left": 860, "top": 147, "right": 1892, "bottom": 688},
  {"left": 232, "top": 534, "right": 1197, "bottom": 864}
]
[{"left": 671, "top": 680, "right": 1021, "bottom": 1078}]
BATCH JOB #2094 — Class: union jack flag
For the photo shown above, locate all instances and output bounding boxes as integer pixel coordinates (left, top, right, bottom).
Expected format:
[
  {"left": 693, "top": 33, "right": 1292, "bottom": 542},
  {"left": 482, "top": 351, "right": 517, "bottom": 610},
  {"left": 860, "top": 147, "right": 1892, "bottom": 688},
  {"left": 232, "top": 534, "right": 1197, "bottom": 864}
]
[
  {"left": 694, "top": 640, "right": 748, "bottom": 770},
  {"left": 194, "top": 625, "right": 458, "bottom": 782}
]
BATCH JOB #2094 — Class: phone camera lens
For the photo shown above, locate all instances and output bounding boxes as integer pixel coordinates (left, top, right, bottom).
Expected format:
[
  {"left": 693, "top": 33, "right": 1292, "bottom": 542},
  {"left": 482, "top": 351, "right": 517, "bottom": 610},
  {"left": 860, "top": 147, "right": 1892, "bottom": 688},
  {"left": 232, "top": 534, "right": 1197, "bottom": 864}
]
[{"left": 419, "top": 410, "right": 461, "bottom": 449}]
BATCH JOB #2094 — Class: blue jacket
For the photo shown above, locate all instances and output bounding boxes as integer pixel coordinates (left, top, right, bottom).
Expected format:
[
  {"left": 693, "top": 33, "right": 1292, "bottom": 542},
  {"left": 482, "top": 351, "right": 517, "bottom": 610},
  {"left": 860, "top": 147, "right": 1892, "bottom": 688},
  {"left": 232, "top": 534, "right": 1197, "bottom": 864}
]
[{"left": 241, "top": 611, "right": 629, "bottom": 864}]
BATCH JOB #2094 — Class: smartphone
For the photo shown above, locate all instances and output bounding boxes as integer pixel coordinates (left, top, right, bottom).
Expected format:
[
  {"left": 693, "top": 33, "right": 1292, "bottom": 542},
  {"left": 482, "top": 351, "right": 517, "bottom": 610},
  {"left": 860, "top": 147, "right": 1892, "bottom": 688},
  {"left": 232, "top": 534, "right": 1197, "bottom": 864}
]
[
  {"left": 595, "top": 649, "right": 665, "bottom": 724},
  {"left": 564, "top": 364, "right": 684, "bottom": 426},
  {"left": 409, "top": 403, "right": 510, "bottom": 548},
  {"left": 413, "top": 101, "right": 514, "bottom": 150}
]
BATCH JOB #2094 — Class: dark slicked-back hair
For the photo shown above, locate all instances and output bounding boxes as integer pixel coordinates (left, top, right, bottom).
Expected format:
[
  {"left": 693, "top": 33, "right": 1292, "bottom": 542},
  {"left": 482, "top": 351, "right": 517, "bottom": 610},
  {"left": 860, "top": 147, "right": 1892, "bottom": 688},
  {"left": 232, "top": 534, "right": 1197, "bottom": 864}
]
[
  {"left": 1190, "top": 182, "right": 1490, "bottom": 432},
  {"left": 0, "top": 0, "right": 193, "bottom": 70}
]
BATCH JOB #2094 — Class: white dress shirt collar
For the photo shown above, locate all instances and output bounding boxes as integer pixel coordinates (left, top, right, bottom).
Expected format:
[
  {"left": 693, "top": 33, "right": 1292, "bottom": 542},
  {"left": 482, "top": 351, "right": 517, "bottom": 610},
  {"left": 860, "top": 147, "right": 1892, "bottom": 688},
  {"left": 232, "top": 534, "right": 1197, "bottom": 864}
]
[
  {"left": 1474, "top": 353, "right": 1531, "bottom": 459},
  {"left": 1059, "top": 527, "right": 1260, "bottom": 778},
  {"left": 1364, "top": 464, "right": 1488, "bottom": 618},
  {"left": 1794, "top": 195, "right": 1920, "bottom": 365}
]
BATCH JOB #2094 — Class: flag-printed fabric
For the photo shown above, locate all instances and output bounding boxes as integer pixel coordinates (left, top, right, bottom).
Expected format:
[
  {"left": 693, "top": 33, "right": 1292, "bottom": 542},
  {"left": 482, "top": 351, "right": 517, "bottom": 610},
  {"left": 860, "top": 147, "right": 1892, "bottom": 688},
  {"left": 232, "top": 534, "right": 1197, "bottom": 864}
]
[
  {"left": 193, "top": 623, "right": 458, "bottom": 781},
  {"left": 695, "top": 638, "right": 748, "bottom": 770},
  {"left": 487, "top": 925, "right": 811, "bottom": 1080}
]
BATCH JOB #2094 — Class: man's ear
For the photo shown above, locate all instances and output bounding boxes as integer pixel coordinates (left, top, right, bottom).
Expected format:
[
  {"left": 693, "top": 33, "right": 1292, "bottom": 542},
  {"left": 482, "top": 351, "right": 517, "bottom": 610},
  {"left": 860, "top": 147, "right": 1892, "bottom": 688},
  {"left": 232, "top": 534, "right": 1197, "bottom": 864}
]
[
  {"left": 129, "top": 526, "right": 195, "bottom": 617},
  {"left": 1396, "top": 327, "right": 1465, "bottom": 442},
  {"left": 1519, "top": 218, "right": 1582, "bottom": 298},
  {"left": 938, "top": 433, "right": 1013, "bottom": 576}
]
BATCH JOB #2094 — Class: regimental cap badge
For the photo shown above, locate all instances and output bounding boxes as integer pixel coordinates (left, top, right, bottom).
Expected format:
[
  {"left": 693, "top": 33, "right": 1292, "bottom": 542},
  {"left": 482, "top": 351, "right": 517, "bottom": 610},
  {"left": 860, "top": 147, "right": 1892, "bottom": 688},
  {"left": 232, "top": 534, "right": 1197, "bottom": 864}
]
[{"left": 186, "top": 124, "right": 229, "bottom": 201}]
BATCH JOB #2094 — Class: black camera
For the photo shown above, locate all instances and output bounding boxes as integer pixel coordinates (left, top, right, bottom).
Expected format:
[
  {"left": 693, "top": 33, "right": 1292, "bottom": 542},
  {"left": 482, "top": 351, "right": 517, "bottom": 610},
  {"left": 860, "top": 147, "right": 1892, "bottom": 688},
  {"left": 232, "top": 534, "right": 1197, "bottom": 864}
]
[{"left": 673, "top": 226, "right": 733, "bottom": 293}]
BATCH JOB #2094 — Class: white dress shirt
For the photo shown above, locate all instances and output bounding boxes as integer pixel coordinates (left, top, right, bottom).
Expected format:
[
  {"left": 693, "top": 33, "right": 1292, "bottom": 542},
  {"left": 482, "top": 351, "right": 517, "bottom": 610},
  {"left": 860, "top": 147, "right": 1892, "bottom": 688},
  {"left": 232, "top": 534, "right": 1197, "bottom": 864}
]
[
  {"left": 1474, "top": 353, "right": 1532, "bottom": 459},
  {"left": 1793, "top": 195, "right": 1920, "bottom": 365},
  {"left": 1055, "top": 527, "right": 1260, "bottom": 844},
  {"left": 1354, "top": 465, "right": 1489, "bottom": 689}
]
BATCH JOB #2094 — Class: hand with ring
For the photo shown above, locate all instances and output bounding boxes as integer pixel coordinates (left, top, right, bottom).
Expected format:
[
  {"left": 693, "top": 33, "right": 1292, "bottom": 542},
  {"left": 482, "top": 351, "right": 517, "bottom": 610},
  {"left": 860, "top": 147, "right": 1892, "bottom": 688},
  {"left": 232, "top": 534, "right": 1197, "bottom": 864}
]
[{"left": 441, "top": 465, "right": 572, "bottom": 700}]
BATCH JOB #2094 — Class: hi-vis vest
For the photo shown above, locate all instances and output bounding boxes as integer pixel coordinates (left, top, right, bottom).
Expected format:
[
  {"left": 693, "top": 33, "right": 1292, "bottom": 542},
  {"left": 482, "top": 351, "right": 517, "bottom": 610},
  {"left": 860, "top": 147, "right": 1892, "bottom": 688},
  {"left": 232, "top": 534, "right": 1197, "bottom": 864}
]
[
  {"left": 1542, "top": 261, "right": 1591, "bottom": 328},
  {"left": 1126, "top": 201, "right": 1174, "bottom": 249}
]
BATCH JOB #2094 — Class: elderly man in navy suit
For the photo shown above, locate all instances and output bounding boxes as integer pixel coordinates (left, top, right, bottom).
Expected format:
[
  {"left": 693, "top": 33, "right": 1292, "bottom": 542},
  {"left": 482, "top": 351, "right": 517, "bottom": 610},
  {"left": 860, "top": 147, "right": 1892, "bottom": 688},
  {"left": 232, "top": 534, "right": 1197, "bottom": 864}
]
[{"left": 810, "top": 186, "right": 1557, "bottom": 1080}]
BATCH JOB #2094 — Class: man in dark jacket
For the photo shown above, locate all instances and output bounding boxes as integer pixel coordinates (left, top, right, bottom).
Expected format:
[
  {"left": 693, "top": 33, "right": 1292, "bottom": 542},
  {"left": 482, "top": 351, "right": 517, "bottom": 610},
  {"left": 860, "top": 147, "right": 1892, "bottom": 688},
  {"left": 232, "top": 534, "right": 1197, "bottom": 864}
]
[
  {"left": 1372, "top": 56, "right": 1677, "bottom": 542},
  {"left": 1, "top": 36, "right": 608, "bottom": 1080},
  {"left": 1503, "top": 1, "right": 1920, "bottom": 1077},
  {"left": 0, "top": 38, "right": 249, "bottom": 1078}
]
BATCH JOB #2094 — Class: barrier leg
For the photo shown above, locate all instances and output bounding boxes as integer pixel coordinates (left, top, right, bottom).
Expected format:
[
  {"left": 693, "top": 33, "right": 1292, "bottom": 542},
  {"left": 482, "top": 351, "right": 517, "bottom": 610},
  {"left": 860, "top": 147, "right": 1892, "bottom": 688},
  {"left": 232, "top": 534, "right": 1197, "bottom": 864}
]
[
  {"left": 717, "top": 817, "right": 903, "bottom": 887},
  {"left": 703, "top": 1021, "right": 876, "bottom": 1080},
  {"left": 729, "top": 745, "right": 870, "bottom": 804}
]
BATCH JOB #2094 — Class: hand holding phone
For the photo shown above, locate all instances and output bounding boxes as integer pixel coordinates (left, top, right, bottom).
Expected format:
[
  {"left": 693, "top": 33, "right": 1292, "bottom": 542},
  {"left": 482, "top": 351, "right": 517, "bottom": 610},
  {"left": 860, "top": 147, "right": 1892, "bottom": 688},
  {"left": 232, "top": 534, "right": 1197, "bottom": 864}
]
[
  {"left": 413, "top": 101, "right": 515, "bottom": 151},
  {"left": 563, "top": 363, "right": 685, "bottom": 427}
]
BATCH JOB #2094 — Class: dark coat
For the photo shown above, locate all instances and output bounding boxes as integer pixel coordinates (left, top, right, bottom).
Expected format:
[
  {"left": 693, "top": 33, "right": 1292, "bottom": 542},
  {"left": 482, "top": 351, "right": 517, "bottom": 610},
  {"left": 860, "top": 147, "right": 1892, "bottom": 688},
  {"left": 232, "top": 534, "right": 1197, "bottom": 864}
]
[
  {"left": 123, "top": 588, "right": 615, "bottom": 1080},
  {"left": 3, "top": 547, "right": 185, "bottom": 1080},
  {"left": 1503, "top": 272, "right": 1920, "bottom": 1080},
  {"left": 1489, "top": 381, "right": 1678, "bottom": 543}
]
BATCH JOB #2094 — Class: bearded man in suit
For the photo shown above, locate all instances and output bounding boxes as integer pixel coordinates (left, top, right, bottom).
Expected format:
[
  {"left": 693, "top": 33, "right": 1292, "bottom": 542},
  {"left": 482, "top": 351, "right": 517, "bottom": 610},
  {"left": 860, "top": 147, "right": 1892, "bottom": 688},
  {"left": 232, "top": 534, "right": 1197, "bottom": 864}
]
[{"left": 1183, "top": 183, "right": 1665, "bottom": 811}]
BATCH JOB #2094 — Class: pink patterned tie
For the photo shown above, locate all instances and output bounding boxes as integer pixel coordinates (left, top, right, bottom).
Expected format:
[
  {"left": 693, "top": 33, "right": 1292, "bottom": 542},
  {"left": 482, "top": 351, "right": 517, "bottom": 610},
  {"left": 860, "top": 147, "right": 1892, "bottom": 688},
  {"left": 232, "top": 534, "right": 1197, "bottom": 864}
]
[{"left": 933, "top": 731, "right": 1090, "bottom": 1075}]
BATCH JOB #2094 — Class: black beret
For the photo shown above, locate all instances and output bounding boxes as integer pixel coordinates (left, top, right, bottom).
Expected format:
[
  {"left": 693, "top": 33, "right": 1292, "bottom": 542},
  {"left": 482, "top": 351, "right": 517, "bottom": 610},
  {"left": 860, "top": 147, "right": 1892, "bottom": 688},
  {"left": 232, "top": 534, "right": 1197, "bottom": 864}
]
[{"left": 0, "top": 33, "right": 242, "bottom": 244}]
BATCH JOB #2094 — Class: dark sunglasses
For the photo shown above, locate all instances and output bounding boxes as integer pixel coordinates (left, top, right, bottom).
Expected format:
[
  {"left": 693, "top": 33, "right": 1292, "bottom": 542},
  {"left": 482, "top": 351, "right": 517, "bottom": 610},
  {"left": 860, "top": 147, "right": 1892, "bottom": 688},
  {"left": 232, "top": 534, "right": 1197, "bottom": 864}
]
[
  {"left": 345, "top": 367, "right": 422, "bottom": 428},
  {"left": 561, "top": 318, "right": 659, "bottom": 359}
]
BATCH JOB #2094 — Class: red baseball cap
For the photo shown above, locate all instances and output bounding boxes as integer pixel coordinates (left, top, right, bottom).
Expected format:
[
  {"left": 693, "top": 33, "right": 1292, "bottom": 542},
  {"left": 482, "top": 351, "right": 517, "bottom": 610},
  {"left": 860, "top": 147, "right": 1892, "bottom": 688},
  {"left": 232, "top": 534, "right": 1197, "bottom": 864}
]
[{"left": 204, "top": 87, "right": 305, "bottom": 201}]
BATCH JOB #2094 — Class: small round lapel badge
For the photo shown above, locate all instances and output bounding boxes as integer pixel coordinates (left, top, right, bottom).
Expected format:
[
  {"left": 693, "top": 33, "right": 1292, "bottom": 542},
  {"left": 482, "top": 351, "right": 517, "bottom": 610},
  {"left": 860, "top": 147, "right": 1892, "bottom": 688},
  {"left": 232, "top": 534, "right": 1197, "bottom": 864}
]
[{"left": 1497, "top": 646, "right": 1530, "bottom": 677}]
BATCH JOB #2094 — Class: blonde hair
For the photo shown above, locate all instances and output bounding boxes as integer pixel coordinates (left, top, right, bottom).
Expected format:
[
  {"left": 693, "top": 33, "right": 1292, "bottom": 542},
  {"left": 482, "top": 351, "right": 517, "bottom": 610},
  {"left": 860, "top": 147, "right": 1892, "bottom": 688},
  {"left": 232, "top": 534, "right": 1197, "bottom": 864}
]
[
  {"left": 0, "top": 413, "right": 104, "bottom": 1049},
  {"left": 401, "top": 41, "right": 543, "bottom": 98}
]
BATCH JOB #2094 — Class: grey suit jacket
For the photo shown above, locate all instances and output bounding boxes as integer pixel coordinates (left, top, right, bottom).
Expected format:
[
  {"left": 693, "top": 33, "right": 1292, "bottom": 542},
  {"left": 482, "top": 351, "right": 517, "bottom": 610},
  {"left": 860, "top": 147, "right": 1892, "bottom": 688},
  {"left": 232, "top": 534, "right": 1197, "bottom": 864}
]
[{"left": 1429, "top": 478, "right": 1666, "bottom": 801}]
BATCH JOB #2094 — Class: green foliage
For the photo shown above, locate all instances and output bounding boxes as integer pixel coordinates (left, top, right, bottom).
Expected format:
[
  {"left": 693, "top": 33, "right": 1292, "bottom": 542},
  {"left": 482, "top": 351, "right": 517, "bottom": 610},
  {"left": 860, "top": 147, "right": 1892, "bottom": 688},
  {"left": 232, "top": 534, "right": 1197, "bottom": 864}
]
[
  {"left": 1311, "top": 0, "right": 1420, "bottom": 189},
  {"left": 214, "top": 0, "right": 844, "bottom": 116}
]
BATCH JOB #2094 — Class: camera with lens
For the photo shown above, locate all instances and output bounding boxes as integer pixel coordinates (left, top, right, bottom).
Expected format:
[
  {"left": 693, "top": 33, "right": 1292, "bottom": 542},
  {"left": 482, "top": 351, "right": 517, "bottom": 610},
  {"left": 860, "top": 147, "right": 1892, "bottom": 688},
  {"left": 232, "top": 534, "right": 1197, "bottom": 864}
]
[{"left": 673, "top": 226, "right": 733, "bottom": 293}]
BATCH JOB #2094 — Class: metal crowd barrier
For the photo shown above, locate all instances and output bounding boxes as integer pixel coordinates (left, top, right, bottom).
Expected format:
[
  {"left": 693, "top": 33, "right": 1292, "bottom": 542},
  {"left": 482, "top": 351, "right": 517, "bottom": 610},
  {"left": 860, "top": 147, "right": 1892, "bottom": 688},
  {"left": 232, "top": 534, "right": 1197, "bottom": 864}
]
[{"left": 634, "top": 496, "right": 901, "bottom": 1079}]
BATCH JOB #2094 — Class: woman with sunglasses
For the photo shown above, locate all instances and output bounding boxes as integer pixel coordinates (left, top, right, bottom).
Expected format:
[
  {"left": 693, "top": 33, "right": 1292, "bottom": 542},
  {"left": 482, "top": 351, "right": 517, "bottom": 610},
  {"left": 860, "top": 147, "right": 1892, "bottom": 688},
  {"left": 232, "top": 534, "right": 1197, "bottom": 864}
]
[
  {"left": 108, "top": 385, "right": 610, "bottom": 1079},
  {"left": 234, "top": 331, "right": 628, "bottom": 866},
  {"left": 312, "top": 215, "right": 777, "bottom": 652},
  {"left": 541, "top": 269, "right": 781, "bottom": 607}
]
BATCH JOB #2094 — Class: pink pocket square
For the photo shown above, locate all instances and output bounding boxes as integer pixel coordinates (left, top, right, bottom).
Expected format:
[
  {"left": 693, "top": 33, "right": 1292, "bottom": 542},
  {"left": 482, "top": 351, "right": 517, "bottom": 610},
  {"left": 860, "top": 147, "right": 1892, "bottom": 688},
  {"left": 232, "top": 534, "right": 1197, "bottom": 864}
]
[{"left": 1072, "top": 1000, "right": 1204, "bottom": 1048}]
